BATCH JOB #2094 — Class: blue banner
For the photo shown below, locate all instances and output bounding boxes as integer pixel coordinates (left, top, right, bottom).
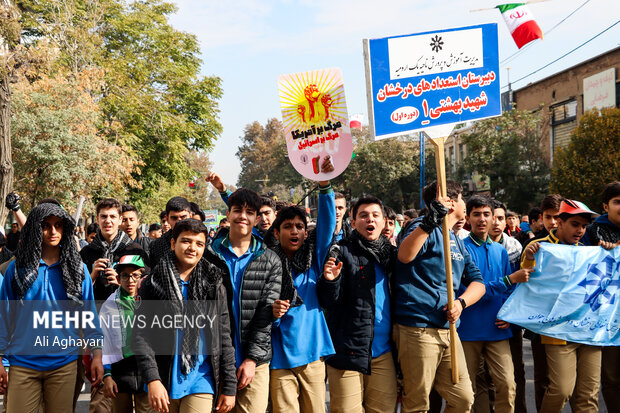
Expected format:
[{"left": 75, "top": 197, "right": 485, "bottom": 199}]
[
  {"left": 364, "top": 24, "right": 501, "bottom": 140},
  {"left": 498, "top": 243, "right": 620, "bottom": 346}
]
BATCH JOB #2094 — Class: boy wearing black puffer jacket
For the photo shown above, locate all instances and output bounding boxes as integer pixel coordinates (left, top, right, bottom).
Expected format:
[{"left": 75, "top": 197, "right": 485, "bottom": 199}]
[{"left": 318, "top": 195, "right": 398, "bottom": 413}]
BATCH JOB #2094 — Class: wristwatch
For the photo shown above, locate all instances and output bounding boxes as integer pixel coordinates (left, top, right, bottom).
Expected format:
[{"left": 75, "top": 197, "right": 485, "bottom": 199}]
[{"left": 457, "top": 297, "right": 467, "bottom": 309}]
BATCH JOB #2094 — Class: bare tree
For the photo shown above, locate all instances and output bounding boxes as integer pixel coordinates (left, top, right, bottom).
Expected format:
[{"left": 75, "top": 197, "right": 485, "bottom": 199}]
[{"left": 0, "top": 0, "right": 19, "bottom": 226}]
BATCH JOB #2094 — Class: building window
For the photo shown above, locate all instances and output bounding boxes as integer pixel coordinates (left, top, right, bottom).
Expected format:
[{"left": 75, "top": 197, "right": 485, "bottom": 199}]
[
  {"left": 458, "top": 143, "right": 465, "bottom": 163},
  {"left": 551, "top": 99, "right": 577, "bottom": 157}
]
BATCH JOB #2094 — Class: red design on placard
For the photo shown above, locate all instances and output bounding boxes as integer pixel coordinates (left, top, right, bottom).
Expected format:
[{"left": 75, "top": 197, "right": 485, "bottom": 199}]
[{"left": 304, "top": 84, "right": 320, "bottom": 120}]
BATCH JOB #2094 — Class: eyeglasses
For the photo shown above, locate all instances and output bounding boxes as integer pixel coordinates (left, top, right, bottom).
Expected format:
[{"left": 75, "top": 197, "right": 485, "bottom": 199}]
[{"left": 120, "top": 274, "right": 141, "bottom": 281}]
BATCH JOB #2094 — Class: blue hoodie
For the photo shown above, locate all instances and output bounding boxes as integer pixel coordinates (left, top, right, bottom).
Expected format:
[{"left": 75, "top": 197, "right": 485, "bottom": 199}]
[
  {"left": 458, "top": 233, "right": 513, "bottom": 341},
  {"left": 394, "top": 219, "right": 483, "bottom": 329}
]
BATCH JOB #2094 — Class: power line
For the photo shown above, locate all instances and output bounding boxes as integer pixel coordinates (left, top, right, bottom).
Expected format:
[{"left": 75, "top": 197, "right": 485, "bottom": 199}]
[
  {"left": 500, "top": 0, "right": 593, "bottom": 65},
  {"left": 502, "top": 19, "right": 620, "bottom": 89}
]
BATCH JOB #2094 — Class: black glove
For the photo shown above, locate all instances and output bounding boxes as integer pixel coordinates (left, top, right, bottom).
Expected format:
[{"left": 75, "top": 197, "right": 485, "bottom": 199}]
[
  {"left": 419, "top": 200, "right": 449, "bottom": 233},
  {"left": 5, "top": 192, "right": 21, "bottom": 212}
]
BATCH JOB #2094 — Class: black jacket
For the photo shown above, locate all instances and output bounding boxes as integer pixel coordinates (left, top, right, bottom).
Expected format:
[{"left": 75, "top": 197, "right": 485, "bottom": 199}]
[
  {"left": 149, "top": 231, "right": 172, "bottom": 269},
  {"left": 204, "top": 229, "right": 282, "bottom": 366},
  {"left": 80, "top": 240, "right": 149, "bottom": 301},
  {"left": 132, "top": 261, "right": 237, "bottom": 400},
  {"left": 133, "top": 231, "right": 153, "bottom": 259},
  {"left": 317, "top": 238, "right": 396, "bottom": 374}
]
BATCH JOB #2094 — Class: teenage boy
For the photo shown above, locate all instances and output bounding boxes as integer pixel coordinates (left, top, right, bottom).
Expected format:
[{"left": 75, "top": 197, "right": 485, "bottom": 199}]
[
  {"left": 148, "top": 223, "right": 162, "bottom": 240},
  {"left": 504, "top": 211, "right": 521, "bottom": 237},
  {"left": 204, "top": 189, "right": 282, "bottom": 413},
  {"left": 333, "top": 192, "right": 351, "bottom": 242},
  {"left": 319, "top": 196, "right": 398, "bottom": 413},
  {"left": 394, "top": 181, "right": 486, "bottom": 412},
  {"left": 582, "top": 181, "right": 620, "bottom": 410},
  {"left": 522, "top": 199, "right": 602, "bottom": 413},
  {"left": 101, "top": 255, "right": 150, "bottom": 413},
  {"left": 382, "top": 206, "right": 397, "bottom": 246},
  {"left": 521, "top": 194, "right": 563, "bottom": 411},
  {"left": 121, "top": 204, "right": 153, "bottom": 253},
  {"left": 459, "top": 196, "right": 533, "bottom": 413},
  {"left": 489, "top": 199, "right": 526, "bottom": 413},
  {"left": 268, "top": 177, "right": 336, "bottom": 413},
  {"left": 150, "top": 197, "right": 192, "bottom": 267},
  {"left": 516, "top": 207, "right": 544, "bottom": 247},
  {"left": 85, "top": 223, "right": 99, "bottom": 244},
  {"left": 490, "top": 200, "right": 523, "bottom": 271},
  {"left": 0, "top": 203, "right": 104, "bottom": 413},
  {"left": 81, "top": 198, "right": 148, "bottom": 302},
  {"left": 133, "top": 219, "right": 236, "bottom": 413},
  {"left": 207, "top": 173, "right": 280, "bottom": 248}
]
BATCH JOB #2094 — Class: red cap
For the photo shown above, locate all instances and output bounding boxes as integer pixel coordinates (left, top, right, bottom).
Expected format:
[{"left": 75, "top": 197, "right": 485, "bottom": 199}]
[{"left": 559, "top": 199, "right": 597, "bottom": 217}]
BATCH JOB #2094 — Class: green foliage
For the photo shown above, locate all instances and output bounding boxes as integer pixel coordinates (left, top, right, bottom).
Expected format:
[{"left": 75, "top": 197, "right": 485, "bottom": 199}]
[
  {"left": 11, "top": 73, "right": 135, "bottom": 212},
  {"left": 460, "top": 109, "right": 550, "bottom": 213},
  {"left": 99, "top": 0, "right": 223, "bottom": 202},
  {"left": 550, "top": 107, "right": 620, "bottom": 212},
  {"left": 9, "top": 0, "right": 223, "bottom": 215},
  {"left": 235, "top": 119, "right": 433, "bottom": 211},
  {"left": 333, "top": 130, "right": 435, "bottom": 211},
  {"left": 236, "top": 118, "right": 306, "bottom": 193}
]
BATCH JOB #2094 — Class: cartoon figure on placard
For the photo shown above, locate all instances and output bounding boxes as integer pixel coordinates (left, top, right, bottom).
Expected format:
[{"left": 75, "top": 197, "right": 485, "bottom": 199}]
[{"left": 278, "top": 68, "right": 353, "bottom": 181}]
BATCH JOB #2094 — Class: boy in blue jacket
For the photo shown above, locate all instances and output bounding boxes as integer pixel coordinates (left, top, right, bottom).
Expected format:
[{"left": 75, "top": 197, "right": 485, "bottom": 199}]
[
  {"left": 458, "top": 196, "right": 532, "bottom": 413},
  {"left": 0, "top": 202, "right": 104, "bottom": 413},
  {"left": 394, "top": 181, "right": 485, "bottom": 412},
  {"left": 269, "top": 177, "right": 335, "bottom": 413}
]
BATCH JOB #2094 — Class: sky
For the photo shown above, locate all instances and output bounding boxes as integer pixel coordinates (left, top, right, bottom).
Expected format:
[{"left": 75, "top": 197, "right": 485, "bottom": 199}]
[{"left": 168, "top": 0, "right": 620, "bottom": 184}]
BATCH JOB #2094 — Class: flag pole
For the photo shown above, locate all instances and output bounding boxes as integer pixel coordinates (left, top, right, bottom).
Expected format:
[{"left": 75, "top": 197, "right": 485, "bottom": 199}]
[{"left": 429, "top": 136, "right": 459, "bottom": 384}]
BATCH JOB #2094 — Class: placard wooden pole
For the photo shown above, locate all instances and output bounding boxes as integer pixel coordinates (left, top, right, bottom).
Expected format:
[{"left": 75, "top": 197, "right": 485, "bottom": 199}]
[{"left": 428, "top": 136, "right": 459, "bottom": 384}]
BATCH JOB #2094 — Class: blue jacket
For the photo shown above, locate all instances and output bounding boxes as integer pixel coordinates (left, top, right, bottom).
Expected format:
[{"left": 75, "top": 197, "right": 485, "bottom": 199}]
[
  {"left": 458, "top": 234, "right": 513, "bottom": 341},
  {"left": 0, "top": 260, "right": 103, "bottom": 371},
  {"left": 394, "top": 219, "right": 483, "bottom": 329},
  {"left": 271, "top": 189, "right": 336, "bottom": 369}
]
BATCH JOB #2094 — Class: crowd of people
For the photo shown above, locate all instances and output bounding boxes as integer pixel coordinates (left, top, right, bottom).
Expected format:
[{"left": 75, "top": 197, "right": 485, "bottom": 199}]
[{"left": 0, "top": 173, "right": 618, "bottom": 413}]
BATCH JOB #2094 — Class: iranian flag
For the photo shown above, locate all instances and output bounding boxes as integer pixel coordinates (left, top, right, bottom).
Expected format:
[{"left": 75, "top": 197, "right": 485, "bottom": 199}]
[
  {"left": 349, "top": 113, "right": 363, "bottom": 130},
  {"left": 497, "top": 3, "right": 543, "bottom": 49}
]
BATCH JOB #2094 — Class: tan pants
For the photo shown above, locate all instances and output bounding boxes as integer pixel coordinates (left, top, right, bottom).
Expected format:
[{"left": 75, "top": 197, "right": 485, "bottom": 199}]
[
  {"left": 462, "top": 340, "right": 515, "bottom": 413},
  {"left": 112, "top": 392, "right": 151, "bottom": 413},
  {"left": 326, "top": 351, "right": 397, "bottom": 413},
  {"left": 540, "top": 342, "right": 601, "bottom": 413},
  {"left": 7, "top": 360, "right": 77, "bottom": 413},
  {"left": 90, "top": 382, "right": 113, "bottom": 412},
  {"left": 270, "top": 359, "right": 326, "bottom": 413},
  {"left": 393, "top": 324, "right": 474, "bottom": 413},
  {"left": 231, "top": 363, "right": 270, "bottom": 413},
  {"left": 168, "top": 393, "right": 213, "bottom": 413}
]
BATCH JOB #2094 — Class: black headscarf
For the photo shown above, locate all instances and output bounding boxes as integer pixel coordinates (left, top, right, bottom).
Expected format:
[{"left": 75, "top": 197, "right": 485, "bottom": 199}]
[
  {"left": 349, "top": 230, "right": 394, "bottom": 270},
  {"left": 271, "top": 230, "right": 317, "bottom": 307},
  {"left": 90, "top": 228, "right": 133, "bottom": 262},
  {"left": 13, "top": 203, "right": 85, "bottom": 304}
]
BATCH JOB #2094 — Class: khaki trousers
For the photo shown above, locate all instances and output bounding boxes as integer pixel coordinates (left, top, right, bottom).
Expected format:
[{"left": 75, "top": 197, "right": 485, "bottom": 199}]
[
  {"left": 393, "top": 324, "right": 473, "bottom": 413},
  {"left": 462, "top": 340, "right": 515, "bottom": 413},
  {"left": 540, "top": 342, "right": 601, "bottom": 413},
  {"left": 168, "top": 393, "right": 213, "bottom": 413},
  {"left": 326, "top": 351, "right": 397, "bottom": 413},
  {"left": 112, "top": 392, "right": 151, "bottom": 413},
  {"left": 90, "top": 382, "right": 113, "bottom": 413},
  {"left": 231, "top": 363, "right": 270, "bottom": 413},
  {"left": 7, "top": 360, "right": 77, "bottom": 413},
  {"left": 270, "top": 359, "right": 326, "bottom": 413}
]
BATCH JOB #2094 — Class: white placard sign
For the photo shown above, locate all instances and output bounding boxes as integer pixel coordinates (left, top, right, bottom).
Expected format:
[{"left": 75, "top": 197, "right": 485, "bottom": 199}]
[{"left": 583, "top": 68, "right": 616, "bottom": 111}]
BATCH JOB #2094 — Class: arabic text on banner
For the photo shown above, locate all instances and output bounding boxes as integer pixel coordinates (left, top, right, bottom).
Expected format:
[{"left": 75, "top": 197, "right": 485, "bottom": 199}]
[{"left": 498, "top": 243, "right": 620, "bottom": 346}]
